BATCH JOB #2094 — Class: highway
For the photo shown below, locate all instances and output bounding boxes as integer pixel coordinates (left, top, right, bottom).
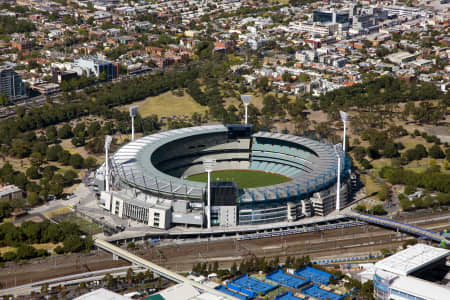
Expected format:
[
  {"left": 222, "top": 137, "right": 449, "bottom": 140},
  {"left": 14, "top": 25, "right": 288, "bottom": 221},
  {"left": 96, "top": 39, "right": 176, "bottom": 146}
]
[
  {"left": 346, "top": 211, "right": 450, "bottom": 245},
  {"left": 94, "top": 238, "right": 239, "bottom": 300}
]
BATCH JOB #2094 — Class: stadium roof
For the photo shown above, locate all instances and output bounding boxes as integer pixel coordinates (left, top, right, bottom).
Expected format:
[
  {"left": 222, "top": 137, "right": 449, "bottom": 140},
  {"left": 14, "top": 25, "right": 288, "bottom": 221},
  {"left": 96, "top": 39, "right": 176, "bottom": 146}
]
[
  {"left": 390, "top": 275, "right": 450, "bottom": 300},
  {"left": 74, "top": 288, "right": 129, "bottom": 300},
  {"left": 110, "top": 125, "right": 344, "bottom": 202},
  {"left": 374, "top": 244, "right": 449, "bottom": 276}
]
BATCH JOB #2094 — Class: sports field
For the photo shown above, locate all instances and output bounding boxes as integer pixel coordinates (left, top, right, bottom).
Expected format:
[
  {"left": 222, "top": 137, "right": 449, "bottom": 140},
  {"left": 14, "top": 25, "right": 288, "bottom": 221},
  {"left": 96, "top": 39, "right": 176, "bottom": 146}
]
[{"left": 185, "top": 170, "right": 291, "bottom": 189}]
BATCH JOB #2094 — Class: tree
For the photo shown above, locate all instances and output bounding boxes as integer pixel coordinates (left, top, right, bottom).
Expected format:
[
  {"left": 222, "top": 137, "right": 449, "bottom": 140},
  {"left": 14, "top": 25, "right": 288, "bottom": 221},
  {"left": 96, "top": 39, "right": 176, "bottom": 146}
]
[
  {"left": 45, "top": 126, "right": 58, "bottom": 144},
  {"left": 84, "top": 156, "right": 97, "bottom": 170},
  {"left": 383, "top": 143, "right": 399, "bottom": 158},
  {"left": 58, "top": 124, "right": 73, "bottom": 139},
  {"left": 71, "top": 136, "right": 86, "bottom": 147},
  {"left": 16, "top": 244, "right": 37, "bottom": 260},
  {"left": 69, "top": 154, "right": 84, "bottom": 169},
  {"left": 58, "top": 150, "right": 71, "bottom": 165},
  {"left": 49, "top": 182, "right": 63, "bottom": 198},
  {"left": 47, "top": 145, "right": 63, "bottom": 161},
  {"left": 369, "top": 204, "right": 387, "bottom": 215},
  {"left": 27, "top": 191, "right": 40, "bottom": 206},
  {"left": 26, "top": 166, "right": 40, "bottom": 179},
  {"left": 429, "top": 144, "right": 445, "bottom": 159},
  {"left": 87, "top": 122, "right": 101, "bottom": 137},
  {"left": 0, "top": 93, "right": 10, "bottom": 106},
  {"left": 63, "top": 235, "right": 84, "bottom": 253},
  {"left": 30, "top": 152, "right": 45, "bottom": 168},
  {"left": 9, "top": 139, "right": 31, "bottom": 158},
  {"left": 230, "top": 262, "right": 237, "bottom": 276},
  {"left": 63, "top": 169, "right": 77, "bottom": 186}
]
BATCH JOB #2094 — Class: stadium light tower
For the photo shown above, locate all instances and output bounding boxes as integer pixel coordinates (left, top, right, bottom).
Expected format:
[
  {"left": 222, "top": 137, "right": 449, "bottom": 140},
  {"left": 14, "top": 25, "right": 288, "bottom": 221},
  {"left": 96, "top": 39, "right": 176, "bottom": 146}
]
[
  {"left": 104, "top": 135, "right": 113, "bottom": 192},
  {"left": 129, "top": 105, "right": 139, "bottom": 141},
  {"left": 203, "top": 159, "right": 216, "bottom": 229},
  {"left": 335, "top": 146, "right": 341, "bottom": 212},
  {"left": 339, "top": 111, "right": 348, "bottom": 152},
  {"left": 241, "top": 95, "right": 252, "bottom": 124}
]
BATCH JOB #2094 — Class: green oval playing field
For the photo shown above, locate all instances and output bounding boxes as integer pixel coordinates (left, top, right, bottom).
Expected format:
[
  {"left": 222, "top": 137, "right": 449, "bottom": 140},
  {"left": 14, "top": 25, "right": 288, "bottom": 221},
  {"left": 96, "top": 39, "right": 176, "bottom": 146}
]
[{"left": 185, "top": 169, "right": 291, "bottom": 189}]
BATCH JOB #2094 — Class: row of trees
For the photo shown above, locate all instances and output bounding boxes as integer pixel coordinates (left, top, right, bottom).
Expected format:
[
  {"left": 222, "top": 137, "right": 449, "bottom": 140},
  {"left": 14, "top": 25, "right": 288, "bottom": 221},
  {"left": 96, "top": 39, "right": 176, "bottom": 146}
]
[
  {"left": 0, "top": 220, "right": 92, "bottom": 253},
  {"left": 0, "top": 15, "right": 35, "bottom": 34},
  {"left": 319, "top": 76, "right": 444, "bottom": 111},
  {"left": 0, "top": 244, "right": 49, "bottom": 263},
  {"left": 380, "top": 167, "right": 450, "bottom": 194}
]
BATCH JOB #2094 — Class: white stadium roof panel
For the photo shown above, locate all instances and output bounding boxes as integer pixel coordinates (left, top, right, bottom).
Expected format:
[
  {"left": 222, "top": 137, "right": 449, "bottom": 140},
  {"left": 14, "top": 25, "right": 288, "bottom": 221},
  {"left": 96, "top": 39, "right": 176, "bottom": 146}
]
[{"left": 375, "top": 244, "right": 449, "bottom": 276}]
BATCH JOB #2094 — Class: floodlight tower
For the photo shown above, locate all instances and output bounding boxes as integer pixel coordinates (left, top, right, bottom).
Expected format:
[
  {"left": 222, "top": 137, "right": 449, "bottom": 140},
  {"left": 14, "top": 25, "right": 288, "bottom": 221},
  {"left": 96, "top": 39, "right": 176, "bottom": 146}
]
[
  {"left": 335, "top": 146, "right": 341, "bottom": 212},
  {"left": 104, "top": 135, "right": 113, "bottom": 192},
  {"left": 241, "top": 95, "right": 252, "bottom": 124},
  {"left": 339, "top": 111, "right": 348, "bottom": 152},
  {"left": 203, "top": 159, "right": 216, "bottom": 229},
  {"left": 129, "top": 105, "right": 139, "bottom": 141}
]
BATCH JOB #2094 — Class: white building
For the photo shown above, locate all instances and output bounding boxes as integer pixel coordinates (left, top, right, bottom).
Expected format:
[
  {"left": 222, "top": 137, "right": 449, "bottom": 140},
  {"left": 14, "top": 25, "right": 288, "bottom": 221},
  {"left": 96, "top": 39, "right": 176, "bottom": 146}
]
[
  {"left": 373, "top": 244, "right": 450, "bottom": 300},
  {"left": 289, "top": 21, "right": 338, "bottom": 37}
]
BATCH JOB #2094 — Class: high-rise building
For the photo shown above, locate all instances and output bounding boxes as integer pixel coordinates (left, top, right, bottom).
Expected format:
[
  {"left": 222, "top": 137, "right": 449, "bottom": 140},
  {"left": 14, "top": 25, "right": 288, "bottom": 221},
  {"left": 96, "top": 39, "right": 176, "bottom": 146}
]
[
  {"left": 0, "top": 65, "right": 27, "bottom": 102},
  {"left": 313, "top": 10, "right": 349, "bottom": 24},
  {"left": 73, "top": 56, "right": 118, "bottom": 81}
]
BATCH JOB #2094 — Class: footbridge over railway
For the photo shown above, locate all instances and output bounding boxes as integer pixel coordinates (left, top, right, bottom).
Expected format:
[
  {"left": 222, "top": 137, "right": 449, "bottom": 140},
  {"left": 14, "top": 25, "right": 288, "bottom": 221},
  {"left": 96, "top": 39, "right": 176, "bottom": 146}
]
[
  {"left": 345, "top": 210, "right": 450, "bottom": 246},
  {"left": 93, "top": 238, "right": 239, "bottom": 300}
]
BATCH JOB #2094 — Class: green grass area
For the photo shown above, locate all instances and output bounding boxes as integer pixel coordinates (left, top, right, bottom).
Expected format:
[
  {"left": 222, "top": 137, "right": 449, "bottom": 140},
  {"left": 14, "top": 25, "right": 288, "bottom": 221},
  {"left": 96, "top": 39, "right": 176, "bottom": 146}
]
[
  {"left": 119, "top": 90, "right": 207, "bottom": 119},
  {"left": 361, "top": 174, "right": 383, "bottom": 201},
  {"left": 58, "top": 214, "right": 102, "bottom": 235},
  {"left": 185, "top": 170, "right": 291, "bottom": 189}
]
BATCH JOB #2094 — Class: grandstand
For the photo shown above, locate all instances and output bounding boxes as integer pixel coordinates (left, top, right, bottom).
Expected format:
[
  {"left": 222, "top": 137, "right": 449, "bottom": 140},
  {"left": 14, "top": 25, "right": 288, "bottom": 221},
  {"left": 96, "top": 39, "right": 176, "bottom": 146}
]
[
  {"left": 266, "top": 270, "right": 309, "bottom": 289},
  {"left": 230, "top": 274, "right": 278, "bottom": 295},
  {"left": 294, "top": 267, "right": 334, "bottom": 285},
  {"left": 301, "top": 284, "right": 344, "bottom": 300},
  {"left": 95, "top": 124, "right": 351, "bottom": 229}
]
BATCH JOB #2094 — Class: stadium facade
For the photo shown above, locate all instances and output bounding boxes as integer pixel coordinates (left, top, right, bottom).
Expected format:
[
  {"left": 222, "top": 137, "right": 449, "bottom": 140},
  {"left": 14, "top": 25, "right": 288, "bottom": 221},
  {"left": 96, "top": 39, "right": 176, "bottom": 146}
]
[{"left": 95, "top": 124, "right": 351, "bottom": 229}]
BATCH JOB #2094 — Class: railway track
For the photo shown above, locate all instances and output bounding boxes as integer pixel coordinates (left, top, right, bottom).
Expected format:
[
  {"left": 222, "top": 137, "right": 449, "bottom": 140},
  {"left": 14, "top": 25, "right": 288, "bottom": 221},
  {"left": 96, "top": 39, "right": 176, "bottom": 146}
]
[{"left": 0, "top": 215, "right": 448, "bottom": 289}]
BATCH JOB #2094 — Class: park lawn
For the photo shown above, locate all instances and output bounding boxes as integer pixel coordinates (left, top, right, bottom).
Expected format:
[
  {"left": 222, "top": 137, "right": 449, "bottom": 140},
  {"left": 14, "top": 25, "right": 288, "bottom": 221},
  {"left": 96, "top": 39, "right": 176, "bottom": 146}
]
[
  {"left": 34, "top": 243, "right": 62, "bottom": 252},
  {"left": 59, "top": 214, "right": 102, "bottom": 235},
  {"left": 0, "top": 243, "right": 61, "bottom": 255},
  {"left": 185, "top": 170, "right": 291, "bottom": 189},
  {"left": 0, "top": 246, "right": 16, "bottom": 255},
  {"left": 371, "top": 158, "right": 391, "bottom": 170},
  {"left": 119, "top": 91, "right": 207, "bottom": 119},
  {"left": 361, "top": 174, "right": 383, "bottom": 201},
  {"left": 43, "top": 206, "right": 73, "bottom": 219}
]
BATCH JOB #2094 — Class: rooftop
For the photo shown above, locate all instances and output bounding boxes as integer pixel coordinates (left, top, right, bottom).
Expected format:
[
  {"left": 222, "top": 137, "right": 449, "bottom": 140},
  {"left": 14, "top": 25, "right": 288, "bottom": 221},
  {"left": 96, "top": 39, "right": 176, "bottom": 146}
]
[
  {"left": 375, "top": 244, "right": 449, "bottom": 276},
  {"left": 74, "top": 288, "right": 129, "bottom": 300},
  {"left": 390, "top": 275, "right": 450, "bottom": 300}
]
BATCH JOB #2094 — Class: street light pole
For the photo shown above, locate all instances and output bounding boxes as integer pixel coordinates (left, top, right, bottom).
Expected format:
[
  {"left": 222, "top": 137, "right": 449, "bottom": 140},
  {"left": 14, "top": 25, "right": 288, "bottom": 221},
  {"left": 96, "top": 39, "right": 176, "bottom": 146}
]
[
  {"left": 130, "top": 105, "right": 139, "bottom": 141},
  {"left": 241, "top": 95, "right": 252, "bottom": 125},
  {"left": 104, "top": 135, "right": 112, "bottom": 192},
  {"left": 203, "top": 159, "right": 216, "bottom": 229}
]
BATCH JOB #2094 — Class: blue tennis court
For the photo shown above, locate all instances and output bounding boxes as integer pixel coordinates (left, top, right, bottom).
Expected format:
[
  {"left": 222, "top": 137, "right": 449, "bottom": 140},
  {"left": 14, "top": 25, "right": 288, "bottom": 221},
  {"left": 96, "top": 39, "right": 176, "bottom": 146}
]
[
  {"left": 231, "top": 274, "right": 278, "bottom": 295},
  {"left": 302, "top": 284, "right": 344, "bottom": 300},
  {"left": 215, "top": 285, "right": 248, "bottom": 300},
  {"left": 294, "top": 266, "right": 334, "bottom": 285},
  {"left": 227, "top": 282, "right": 255, "bottom": 299},
  {"left": 266, "top": 270, "right": 309, "bottom": 288},
  {"left": 274, "top": 291, "right": 304, "bottom": 300}
]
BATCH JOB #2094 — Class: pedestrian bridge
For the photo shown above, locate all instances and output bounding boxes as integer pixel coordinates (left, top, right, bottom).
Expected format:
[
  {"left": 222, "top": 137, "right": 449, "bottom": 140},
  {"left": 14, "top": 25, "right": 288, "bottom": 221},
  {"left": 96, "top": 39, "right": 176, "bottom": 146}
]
[
  {"left": 94, "top": 238, "right": 238, "bottom": 300},
  {"left": 345, "top": 210, "right": 449, "bottom": 246}
]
